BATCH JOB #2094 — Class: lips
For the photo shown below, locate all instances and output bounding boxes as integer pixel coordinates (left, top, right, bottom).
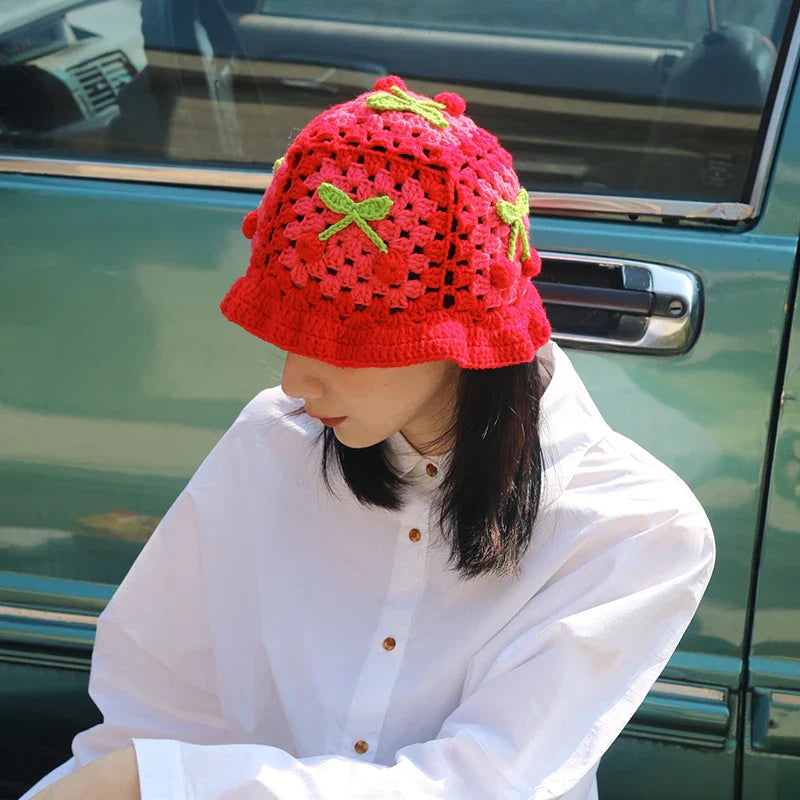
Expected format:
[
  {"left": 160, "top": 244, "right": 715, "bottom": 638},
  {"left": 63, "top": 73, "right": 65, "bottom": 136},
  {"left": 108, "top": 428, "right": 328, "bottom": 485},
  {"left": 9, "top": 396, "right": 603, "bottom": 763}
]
[{"left": 305, "top": 408, "right": 346, "bottom": 427}]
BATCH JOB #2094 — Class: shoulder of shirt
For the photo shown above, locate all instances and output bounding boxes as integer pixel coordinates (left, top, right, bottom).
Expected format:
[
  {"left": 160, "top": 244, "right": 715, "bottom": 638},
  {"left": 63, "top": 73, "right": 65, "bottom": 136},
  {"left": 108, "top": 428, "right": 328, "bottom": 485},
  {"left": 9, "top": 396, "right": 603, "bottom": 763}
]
[
  {"left": 175, "top": 387, "right": 328, "bottom": 501},
  {"left": 540, "top": 344, "right": 711, "bottom": 533},
  {"left": 184, "top": 386, "right": 320, "bottom": 489},
  {"left": 200, "top": 386, "right": 320, "bottom": 462},
  {"left": 527, "top": 428, "right": 717, "bottom": 584},
  {"left": 566, "top": 427, "right": 714, "bottom": 537},
  {"left": 230, "top": 385, "right": 319, "bottom": 439}
]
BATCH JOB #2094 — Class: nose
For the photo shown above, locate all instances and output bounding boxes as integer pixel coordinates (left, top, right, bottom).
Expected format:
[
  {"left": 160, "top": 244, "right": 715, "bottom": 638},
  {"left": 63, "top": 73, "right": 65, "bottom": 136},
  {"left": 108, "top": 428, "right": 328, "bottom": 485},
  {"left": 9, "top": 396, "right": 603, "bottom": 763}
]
[{"left": 281, "top": 352, "right": 325, "bottom": 400}]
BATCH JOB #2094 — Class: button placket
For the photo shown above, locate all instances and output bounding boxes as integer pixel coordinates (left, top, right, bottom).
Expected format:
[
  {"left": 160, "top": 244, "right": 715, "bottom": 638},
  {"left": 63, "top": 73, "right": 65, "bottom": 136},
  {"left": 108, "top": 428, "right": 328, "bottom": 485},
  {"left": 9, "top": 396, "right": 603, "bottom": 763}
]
[{"left": 338, "top": 496, "right": 430, "bottom": 759}]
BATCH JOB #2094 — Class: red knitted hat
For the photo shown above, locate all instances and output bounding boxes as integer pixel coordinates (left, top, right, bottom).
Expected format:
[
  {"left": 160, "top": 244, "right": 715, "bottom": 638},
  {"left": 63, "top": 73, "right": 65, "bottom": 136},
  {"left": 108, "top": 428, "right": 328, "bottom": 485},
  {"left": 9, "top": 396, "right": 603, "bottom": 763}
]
[{"left": 220, "top": 75, "right": 551, "bottom": 369}]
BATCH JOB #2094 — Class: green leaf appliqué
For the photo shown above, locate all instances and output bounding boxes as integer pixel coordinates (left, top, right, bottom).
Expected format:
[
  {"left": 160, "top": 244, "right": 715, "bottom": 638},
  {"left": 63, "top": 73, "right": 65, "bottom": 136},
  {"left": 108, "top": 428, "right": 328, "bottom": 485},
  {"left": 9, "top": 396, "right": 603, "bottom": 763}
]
[
  {"left": 366, "top": 85, "right": 449, "bottom": 129},
  {"left": 317, "top": 183, "right": 394, "bottom": 253},
  {"left": 496, "top": 188, "right": 532, "bottom": 261}
]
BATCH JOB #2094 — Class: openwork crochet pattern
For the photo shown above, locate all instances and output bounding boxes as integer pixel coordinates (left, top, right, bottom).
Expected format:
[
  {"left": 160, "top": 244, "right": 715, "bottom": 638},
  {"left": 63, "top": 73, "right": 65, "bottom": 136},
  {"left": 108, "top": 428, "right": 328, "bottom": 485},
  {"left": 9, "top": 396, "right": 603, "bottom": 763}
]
[{"left": 220, "top": 75, "right": 551, "bottom": 369}]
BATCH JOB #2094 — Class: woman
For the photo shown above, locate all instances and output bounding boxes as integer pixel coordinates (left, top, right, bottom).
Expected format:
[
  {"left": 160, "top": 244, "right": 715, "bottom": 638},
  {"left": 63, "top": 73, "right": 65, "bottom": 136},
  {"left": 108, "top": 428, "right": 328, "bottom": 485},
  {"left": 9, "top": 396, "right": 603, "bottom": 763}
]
[{"left": 23, "top": 76, "right": 715, "bottom": 800}]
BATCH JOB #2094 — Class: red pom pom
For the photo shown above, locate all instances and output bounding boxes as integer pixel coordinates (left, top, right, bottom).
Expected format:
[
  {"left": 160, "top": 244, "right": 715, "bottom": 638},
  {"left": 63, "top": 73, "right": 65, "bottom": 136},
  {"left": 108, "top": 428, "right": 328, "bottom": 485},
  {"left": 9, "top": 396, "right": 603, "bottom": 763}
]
[
  {"left": 242, "top": 209, "right": 259, "bottom": 240},
  {"left": 434, "top": 91, "right": 466, "bottom": 116},
  {"left": 373, "top": 75, "right": 407, "bottom": 93},
  {"left": 296, "top": 232, "right": 326, "bottom": 262},
  {"left": 489, "top": 260, "right": 516, "bottom": 289},
  {"left": 373, "top": 250, "right": 408, "bottom": 286},
  {"left": 521, "top": 249, "right": 542, "bottom": 278}
]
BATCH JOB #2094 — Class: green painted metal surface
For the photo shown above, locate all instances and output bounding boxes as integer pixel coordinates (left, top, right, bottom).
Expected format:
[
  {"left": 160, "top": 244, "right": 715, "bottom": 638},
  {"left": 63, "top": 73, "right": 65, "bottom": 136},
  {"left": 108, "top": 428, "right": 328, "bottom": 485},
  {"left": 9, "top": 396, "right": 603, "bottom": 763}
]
[
  {"left": 598, "top": 703, "right": 739, "bottom": 800},
  {"left": 0, "top": 661, "right": 98, "bottom": 799},
  {"left": 3, "top": 181, "right": 782, "bottom": 798},
  {"left": 748, "top": 265, "right": 800, "bottom": 693},
  {"left": 742, "top": 691, "right": 800, "bottom": 799},
  {"left": 1, "top": 169, "right": 795, "bottom": 796},
  {"left": 741, "top": 167, "right": 800, "bottom": 795},
  {"left": 1, "top": 179, "right": 277, "bottom": 589},
  {"left": 2, "top": 150, "right": 798, "bottom": 658},
  {"left": 0, "top": 173, "right": 792, "bottom": 662}
]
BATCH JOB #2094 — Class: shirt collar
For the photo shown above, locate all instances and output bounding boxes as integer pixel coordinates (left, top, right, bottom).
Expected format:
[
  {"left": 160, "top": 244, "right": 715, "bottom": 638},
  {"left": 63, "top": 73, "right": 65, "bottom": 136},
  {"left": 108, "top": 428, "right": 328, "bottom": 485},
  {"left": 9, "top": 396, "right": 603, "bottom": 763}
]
[{"left": 385, "top": 429, "right": 450, "bottom": 484}]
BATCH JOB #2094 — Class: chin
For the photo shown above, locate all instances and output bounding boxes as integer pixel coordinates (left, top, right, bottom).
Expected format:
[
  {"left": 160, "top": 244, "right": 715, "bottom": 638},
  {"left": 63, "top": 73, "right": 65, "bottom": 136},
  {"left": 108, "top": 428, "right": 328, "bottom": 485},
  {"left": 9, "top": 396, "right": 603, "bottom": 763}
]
[{"left": 333, "top": 425, "right": 383, "bottom": 450}]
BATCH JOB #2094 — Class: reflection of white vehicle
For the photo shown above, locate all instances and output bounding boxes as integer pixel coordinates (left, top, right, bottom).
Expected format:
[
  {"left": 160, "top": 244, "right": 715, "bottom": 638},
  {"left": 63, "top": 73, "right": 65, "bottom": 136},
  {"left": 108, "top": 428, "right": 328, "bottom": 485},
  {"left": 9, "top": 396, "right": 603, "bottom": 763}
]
[{"left": 0, "top": 0, "right": 144, "bottom": 137}]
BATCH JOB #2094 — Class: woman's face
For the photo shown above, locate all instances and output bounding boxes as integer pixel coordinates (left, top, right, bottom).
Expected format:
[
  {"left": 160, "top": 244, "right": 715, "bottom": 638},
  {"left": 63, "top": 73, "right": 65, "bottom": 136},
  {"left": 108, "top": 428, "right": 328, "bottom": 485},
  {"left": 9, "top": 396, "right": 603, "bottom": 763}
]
[{"left": 280, "top": 351, "right": 460, "bottom": 453}]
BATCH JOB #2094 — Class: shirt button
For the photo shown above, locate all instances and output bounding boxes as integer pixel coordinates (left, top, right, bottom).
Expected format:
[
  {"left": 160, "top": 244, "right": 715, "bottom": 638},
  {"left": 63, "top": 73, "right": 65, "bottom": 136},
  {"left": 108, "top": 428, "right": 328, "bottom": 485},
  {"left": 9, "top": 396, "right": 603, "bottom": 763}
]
[
  {"left": 354, "top": 740, "right": 369, "bottom": 754},
  {"left": 383, "top": 637, "right": 396, "bottom": 651},
  {"left": 426, "top": 463, "right": 438, "bottom": 477},
  {"left": 408, "top": 528, "right": 421, "bottom": 542}
]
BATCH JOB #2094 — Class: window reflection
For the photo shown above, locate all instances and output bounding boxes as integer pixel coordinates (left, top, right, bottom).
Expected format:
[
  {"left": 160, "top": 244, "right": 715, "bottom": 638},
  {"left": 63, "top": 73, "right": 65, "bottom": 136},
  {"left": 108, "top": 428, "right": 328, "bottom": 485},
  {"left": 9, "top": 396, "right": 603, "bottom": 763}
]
[{"left": 0, "top": 0, "right": 793, "bottom": 201}]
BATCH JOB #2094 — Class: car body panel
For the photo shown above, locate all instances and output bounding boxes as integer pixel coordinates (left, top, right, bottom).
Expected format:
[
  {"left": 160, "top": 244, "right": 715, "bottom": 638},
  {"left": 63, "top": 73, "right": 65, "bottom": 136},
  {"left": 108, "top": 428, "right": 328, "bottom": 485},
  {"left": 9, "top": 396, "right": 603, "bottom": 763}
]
[
  {"left": 741, "top": 211, "right": 800, "bottom": 796},
  {"left": 2, "top": 141, "right": 798, "bottom": 797}
]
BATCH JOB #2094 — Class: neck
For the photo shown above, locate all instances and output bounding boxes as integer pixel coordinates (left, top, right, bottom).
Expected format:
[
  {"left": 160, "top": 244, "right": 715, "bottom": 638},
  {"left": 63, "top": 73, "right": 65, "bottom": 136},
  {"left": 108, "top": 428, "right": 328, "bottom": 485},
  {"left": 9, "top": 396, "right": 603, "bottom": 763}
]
[
  {"left": 400, "top": 398, "right": 457, "bottom": 457},
  {"left": 399, "top": 427, "right": 453, "bottom": 457}
]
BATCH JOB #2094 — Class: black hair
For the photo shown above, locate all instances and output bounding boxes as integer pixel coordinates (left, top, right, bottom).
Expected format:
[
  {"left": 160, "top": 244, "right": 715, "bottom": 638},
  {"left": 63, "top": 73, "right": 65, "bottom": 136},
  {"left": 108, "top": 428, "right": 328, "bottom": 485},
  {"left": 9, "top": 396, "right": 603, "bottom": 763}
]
[{"left": 291, "top": 358, "right": 545, "bottom": 581}]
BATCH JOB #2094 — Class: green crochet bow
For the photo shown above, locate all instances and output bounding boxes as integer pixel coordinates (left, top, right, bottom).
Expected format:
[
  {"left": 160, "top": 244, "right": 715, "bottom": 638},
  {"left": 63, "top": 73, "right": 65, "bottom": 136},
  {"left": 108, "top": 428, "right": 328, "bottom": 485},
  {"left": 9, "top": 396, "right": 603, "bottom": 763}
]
[
  {"left": 366, "top": 86, "right": 449, "bottom": 129},
  {"left": 496, "top": 188, "right": 532, "bottom": 260},
  {"left": 317, "top": 182, "right": 394, "bottom": 253}
]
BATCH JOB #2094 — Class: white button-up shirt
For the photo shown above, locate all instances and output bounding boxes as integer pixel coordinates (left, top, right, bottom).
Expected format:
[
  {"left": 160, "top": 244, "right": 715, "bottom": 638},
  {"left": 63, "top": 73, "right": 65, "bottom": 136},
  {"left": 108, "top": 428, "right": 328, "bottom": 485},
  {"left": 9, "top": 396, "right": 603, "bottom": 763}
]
[{"left": 21, "top": 341, "right": 715, "bottom": 800}]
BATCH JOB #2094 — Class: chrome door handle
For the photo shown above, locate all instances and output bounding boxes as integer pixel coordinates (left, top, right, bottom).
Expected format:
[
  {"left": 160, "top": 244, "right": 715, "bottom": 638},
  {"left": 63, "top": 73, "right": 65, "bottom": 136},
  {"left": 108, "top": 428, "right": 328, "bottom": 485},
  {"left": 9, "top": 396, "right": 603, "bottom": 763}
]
[{"left": 535, "top": 252, "right": 702, "bottom": 354}]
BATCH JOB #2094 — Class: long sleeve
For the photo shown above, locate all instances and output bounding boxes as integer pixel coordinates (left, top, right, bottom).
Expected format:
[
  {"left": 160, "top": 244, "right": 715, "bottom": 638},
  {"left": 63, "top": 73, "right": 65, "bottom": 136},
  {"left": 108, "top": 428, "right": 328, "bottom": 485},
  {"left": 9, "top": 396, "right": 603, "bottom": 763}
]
[
  {"left": 19, "top": 482, "right": 226, "bottom": 800},
  {"left": 19, "top": 389, "right": 298, "bottom": 800}
]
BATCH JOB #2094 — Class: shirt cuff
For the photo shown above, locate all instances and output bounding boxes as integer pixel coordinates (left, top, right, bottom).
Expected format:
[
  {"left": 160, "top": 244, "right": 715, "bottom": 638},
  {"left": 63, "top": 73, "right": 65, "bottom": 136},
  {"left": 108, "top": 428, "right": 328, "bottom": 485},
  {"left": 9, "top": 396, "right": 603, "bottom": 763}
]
[{"left": 132, "top": 738, "right": 186, "bottom": 800}]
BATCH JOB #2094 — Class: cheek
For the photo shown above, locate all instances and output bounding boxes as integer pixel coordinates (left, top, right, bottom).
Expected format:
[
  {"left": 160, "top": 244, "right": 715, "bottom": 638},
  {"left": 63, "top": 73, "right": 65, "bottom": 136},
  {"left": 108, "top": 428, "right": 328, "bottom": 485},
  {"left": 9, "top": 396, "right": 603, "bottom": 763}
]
[
  {"left": 351, "top": 390, "right": 410, "bottom": 425},
  {"left": 337, "top": 371, "right": 396, "bottom": 411},
  {"left": 334, "top": 365, "right": 450, "bottom": 430},
  {"left": 339, "top": 382, "right": 413, "bottom": 434}
]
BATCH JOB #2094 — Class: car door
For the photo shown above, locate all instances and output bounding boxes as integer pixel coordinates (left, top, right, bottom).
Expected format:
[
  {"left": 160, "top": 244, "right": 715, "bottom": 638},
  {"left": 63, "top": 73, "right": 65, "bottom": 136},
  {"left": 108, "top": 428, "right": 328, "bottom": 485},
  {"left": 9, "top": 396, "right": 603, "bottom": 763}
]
[
  {"left": 742, "top": 269, "right": 800, "bottom": 795},
  {"left": 1, "top": 1, "right": 799, "bottom": 798}
]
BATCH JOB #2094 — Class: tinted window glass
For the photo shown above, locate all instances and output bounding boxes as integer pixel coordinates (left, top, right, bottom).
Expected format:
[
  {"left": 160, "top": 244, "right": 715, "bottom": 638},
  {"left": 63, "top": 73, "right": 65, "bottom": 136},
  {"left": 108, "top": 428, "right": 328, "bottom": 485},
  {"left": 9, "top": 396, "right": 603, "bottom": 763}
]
[
  {"left": 261, "top": 0, "right": 778, "bottom": 44},
  {"left": 0, "top": 0, "right": 794, "bottom": 199}
]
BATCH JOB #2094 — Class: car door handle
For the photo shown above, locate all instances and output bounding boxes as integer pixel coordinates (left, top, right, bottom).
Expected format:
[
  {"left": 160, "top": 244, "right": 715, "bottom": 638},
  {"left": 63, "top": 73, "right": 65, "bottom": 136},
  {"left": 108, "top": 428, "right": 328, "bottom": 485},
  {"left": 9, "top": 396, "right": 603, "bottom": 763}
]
[
  {"left": 536, "top": 283, "right": 653, "bottom": 315},
  {"left": 627, "top": 680, "right": 730, "bottom": 745},
  {"left": 534, "top": 251, "right": 703, "bottom": 355}
]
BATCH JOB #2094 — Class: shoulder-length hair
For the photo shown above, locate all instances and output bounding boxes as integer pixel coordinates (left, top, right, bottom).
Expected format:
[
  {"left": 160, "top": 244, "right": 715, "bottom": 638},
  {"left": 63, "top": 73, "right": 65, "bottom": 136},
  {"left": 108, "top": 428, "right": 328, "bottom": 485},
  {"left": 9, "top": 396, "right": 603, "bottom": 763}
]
[{"left": 297, "top": 359, "right": 545, "bottom": 581}]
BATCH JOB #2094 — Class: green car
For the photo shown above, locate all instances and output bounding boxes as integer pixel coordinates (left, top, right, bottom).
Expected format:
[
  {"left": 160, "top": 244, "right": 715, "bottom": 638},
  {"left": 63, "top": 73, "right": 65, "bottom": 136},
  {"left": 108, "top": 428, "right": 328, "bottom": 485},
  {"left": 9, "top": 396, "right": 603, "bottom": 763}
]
[{"left": 2, "top": 0, "right": 799, "bottom": 797}]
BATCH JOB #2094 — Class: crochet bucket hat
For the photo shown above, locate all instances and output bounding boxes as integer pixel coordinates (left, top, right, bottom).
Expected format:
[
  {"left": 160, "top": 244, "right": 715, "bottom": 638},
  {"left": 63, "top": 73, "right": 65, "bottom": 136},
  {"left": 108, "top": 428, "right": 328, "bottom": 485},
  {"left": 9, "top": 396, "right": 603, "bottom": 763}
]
[{"left": 220, "top": 75, "right": 551, "bottom": 369}]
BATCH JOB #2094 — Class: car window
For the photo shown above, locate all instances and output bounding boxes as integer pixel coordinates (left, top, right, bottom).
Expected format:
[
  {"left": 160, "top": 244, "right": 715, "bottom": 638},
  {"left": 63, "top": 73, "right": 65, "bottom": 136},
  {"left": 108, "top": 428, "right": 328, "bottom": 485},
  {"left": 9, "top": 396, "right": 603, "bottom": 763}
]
[
  {"left": 0, "top": 0, "right": 794, "bottom": 202},
  {"left": 260, "top": 0, "right": 776, "bottom": 44}
]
